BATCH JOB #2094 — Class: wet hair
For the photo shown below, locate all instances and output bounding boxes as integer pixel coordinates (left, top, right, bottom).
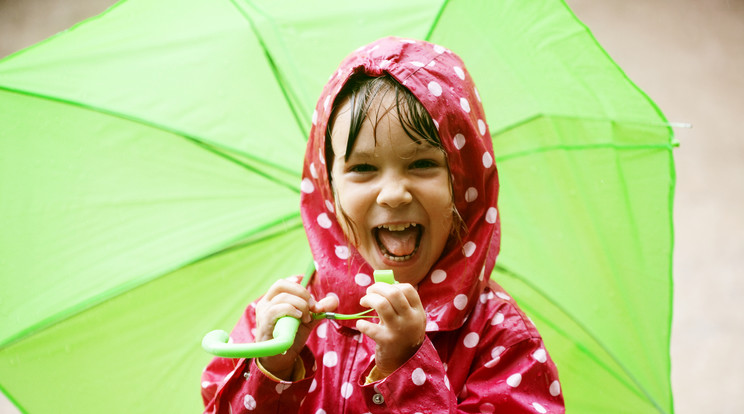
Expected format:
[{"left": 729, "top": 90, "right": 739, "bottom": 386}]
[
  {"left": 324, "top": 73, "right": 441, "bottom": 178},
  {"left": 323, "top": 73, "right": 466, "bottom": 245}
]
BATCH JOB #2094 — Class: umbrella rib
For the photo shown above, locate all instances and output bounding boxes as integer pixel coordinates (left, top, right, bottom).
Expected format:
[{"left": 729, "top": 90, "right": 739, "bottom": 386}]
[
  {"left": 0, "top": 213, "right": 304, "bottom": 350},
  {"left": 0, "top": 85, "right": 301, "bottom": 194},
  {"left": 423, "top": 0, "right": 450, "bottom": 41},
  {"left": 493, "top": 263, "right": 668, "bottom": 413},
  {"left": 229, "top": 0, "right": 310, "bottom": 141}
]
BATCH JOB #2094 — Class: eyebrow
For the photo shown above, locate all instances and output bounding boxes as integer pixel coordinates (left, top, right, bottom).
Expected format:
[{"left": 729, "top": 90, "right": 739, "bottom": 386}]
[{"left": 346, "top": 142, "right": 443, "bottom": 160}]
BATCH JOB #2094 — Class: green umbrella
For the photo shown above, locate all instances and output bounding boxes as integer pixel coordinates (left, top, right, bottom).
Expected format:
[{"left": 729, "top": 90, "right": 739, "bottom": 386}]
[{"left": 0, "top": 0, "right": 676, "bottom": 412}]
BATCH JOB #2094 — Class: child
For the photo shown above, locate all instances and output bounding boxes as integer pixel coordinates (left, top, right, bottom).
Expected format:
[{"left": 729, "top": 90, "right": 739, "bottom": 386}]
[{"left": 202, "top": 37, "right": 564, "bottom": 413}]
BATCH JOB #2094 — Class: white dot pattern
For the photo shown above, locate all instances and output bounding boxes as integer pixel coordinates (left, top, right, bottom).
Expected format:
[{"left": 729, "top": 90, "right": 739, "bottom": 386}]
[
  {"left": 431, "top": 269, "right": 447, "bottom": 284},
  {"left": 301, "top": 178, "right": 315, "bottom": 193},
  {"left": 340, "top": 382, "right": 353, "bottom": 399},
  {"left": 454, "top": 294, "right": 468, "bottom": 310},
  {"left": 244, "top": 394, "right": 257, "bottom": 410},
  {"left": 507, "top": 373, "right": 522, "bottom": 388},
  {"left": 453, "top": 133, "right": 466, "bottom": 150},
  {"left": 532, "top": 348, "right": 547, "bottom": 363},
  {"left": 453, "top": 66, "right": 465, "bottom": 80},
  {"left": 465, "top": 187, "right": 478, "bottom": 202},
  {"left": 323, "top": 351, "right": 338, "bottom": 367},
  {"left": 550, "top": 380, "right": 561, "bottom": 396},
  {"left": 317, "top": 213, "right": 332, "bottom": 228},
  {"left": 460, "top": 97, "right": 471, "bottom": 113},
  {"left": 335, "top": 245, "right": 349, "bottom": 259},
  {"left": 412, "top": 367, "right": 426, "bottom": 385},
  {"left": 428, "top": 81, "right": 442, "bottom": 97},
  {"left": 478, "top": 119, "right": 486, "bottom": 135},
  {"left": 463, "top": 241, "right": 476, "bottom": 257},
  {"left": 486, "top": 207, "right": 498, "bottom": 224},
  {"left": 532, "top": 402, "right": 547, "bottom": 413},
  {"left": 463, "top": 332, "right": 479, "bottom": 348},
  {"left": 355, "top": 273, "right": 372, "bottom": 286},
  {"left": 483, "top": 152, "right": 493, "bottom": 168}
]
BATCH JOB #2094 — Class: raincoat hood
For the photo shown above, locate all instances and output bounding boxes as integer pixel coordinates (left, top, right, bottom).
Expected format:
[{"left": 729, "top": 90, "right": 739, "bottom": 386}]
[{"left": 300, "top": 37, "right": 500, "bottom": 332}]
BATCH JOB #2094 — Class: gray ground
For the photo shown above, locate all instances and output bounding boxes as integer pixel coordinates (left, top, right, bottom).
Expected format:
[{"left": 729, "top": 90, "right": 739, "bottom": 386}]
[{"left": 1, "top": 0, "right": 742, "bottom": 412}]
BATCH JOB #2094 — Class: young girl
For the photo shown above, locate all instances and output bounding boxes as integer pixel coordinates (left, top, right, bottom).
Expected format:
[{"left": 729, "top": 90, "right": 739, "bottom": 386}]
[{"left": 202, "top": 37, "right": 564, "bottom": 413}]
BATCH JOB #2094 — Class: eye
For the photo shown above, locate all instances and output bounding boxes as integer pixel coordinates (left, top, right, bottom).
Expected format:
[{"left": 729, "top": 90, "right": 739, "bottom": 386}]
[
  {"left": 348, "top": 163, "right": 376, "bottom": 173},
  {"left": 409, "top": 159, "right": 439, "bottom": 169}
]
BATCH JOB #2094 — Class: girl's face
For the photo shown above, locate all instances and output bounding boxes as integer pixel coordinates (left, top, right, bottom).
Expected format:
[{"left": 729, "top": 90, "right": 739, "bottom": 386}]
[{"left": 329, "top": 91, "right": 454, "bottom": 285}]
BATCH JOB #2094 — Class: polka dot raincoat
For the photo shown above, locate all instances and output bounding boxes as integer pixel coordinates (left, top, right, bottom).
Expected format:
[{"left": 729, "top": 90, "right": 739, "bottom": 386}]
[{"left": 202, "top": 37, "right": 564, "bottom": 413}]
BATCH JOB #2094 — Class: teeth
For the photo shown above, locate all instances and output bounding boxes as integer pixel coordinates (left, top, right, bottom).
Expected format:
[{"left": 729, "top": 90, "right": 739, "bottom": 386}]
[{"left": 377, "top": 223, "right": 417, "bottom": 231}]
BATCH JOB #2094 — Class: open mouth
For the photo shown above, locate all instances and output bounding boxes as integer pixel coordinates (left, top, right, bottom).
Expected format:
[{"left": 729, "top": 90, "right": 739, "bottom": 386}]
[{"left": 374, "top": 223, "right": 423, "bottom": 262}]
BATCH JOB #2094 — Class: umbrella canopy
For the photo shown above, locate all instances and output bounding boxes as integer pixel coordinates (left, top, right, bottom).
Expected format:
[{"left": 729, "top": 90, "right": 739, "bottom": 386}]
[{"left": 0, "top": 0, "right": 676, "bottom": 412}]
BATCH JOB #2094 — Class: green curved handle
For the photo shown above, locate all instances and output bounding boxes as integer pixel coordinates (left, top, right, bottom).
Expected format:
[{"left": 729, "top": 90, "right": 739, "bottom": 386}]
[
  {"left": 201, "top": 316, "right": 300, "bottom": 358},
  {"left": 201, "top": 267, "right": 394, "bottom": 358}
]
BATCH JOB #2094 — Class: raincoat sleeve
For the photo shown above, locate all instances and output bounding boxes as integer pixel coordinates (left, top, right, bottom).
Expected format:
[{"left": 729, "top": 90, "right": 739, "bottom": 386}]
[
  {"left": 360, "top": 302, "right": 564, "bottom": 413},
  {"left": 200, "top": 303, "right": 317, "bottom": 413}
]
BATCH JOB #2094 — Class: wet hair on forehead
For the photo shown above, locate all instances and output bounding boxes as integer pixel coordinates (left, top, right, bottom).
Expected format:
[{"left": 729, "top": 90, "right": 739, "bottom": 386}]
[{"left": 324, "top": 73, "right": 442, "bottom": 178}]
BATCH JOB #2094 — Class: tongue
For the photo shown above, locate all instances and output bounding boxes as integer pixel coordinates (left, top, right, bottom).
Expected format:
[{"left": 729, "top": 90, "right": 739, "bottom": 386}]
[{"left": 378, "top": 227, "right": 419, "bottom": 257}]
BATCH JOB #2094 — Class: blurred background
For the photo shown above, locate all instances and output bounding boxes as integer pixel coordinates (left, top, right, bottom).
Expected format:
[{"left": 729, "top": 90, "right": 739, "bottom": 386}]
[{"left": 1, "top": 0, "right": 742, "bottom": 412}]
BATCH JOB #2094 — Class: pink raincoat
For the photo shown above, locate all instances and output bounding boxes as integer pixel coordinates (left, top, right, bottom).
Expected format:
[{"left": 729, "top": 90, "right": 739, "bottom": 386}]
[{"left": 202, "top": 37, "right": 564, "bottom": 413}]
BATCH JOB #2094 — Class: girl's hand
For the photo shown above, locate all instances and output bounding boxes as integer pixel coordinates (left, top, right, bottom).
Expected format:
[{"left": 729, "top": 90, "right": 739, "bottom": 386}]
[
  {"left": 255, "top": 278, "right": 338, "bottom": 380},
  {"left": 356, "top": 282, "right": 426, "bottom": 378}
]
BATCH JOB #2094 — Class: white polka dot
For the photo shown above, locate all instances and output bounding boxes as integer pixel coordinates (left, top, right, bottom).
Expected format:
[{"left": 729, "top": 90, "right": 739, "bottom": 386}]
[
  {"left": 201, "top": 381, "right": 211, "bottom": 388},
  {"left": 312, "top": 109, "right": 318, "bottom": 125},
  {"left": 244, "top": 394, "right": 257, "bottom": 410},
  {"left": 411, "top": 61, "right": 425, "bottom": 67},
  {"left": 491, "top": 312, "right": 504, "bottom": 325},
  {"left": 463, "top": 332, "right": 480, "bottom": 348},
  {"left": 465, "top": 187, "right": 478, "bottom": 202},
  {"left": 428, "top": 81, "right": 442, "bottom": 97},
  {"left": 426, "top": 321, "right": 439, "bottom": 330},
  {"left": 317, "top": 321, "right": 328, "bottom": 338},
  {"left": 324, "top": 95, "right": 331, "bottom": 110},
  {"left": 550, "top": 380, "right": 561, "bottom": 396},
  {"left": 478, "top": 119, "right": 487, "bottom": 136},
  {"left": 480, "top": 292, "right": 489, "bottom": 303},
  {"left": 379, "top": 60, "right": 391, "bottom": 69},
  {"left": 433, "top": 44, "right": 446, "bottom": 54},
  {"left": 495, "top": 291, "right": 511, "bottom": 301},
  {"left": 453, "top": 66, "right": 465, "bottom": 80},
  {"left": 532, "top": 348, "right": 547, "bottom": 363},
  {"left": 492, "top": 346, "right": 506, "bottom": 359},
  {"left": 506, "top": 373, "right": 522, "bottom": 388},
  {"left": 355, "top": 273, "right": 372, "bottom": 286},
  {"left": 480, "top": 402, "right": 495, "bottom": 413},
  {"left": 453, "top": 133, "right": 466, "bottom": 150},
  {"left": 399, "top": 38, "right": 416, "bottom": 44},
  {"left": 275, "top": 382, "right": 290, "bottom": 394},
  {"left": 460, "top": 97, "right": 471, "bottom": 113},
  {"left": 431, "top": 269, "right": 447, "bottom": 284},
  {"left": 444, "top": 374, "right": 451, "bottom": 390},
  {"left": 323, "top": 351, "right": 338, "bottom": 367},
  {"left": 433, "top": 119, "right": 439, "bottom": 129},
  {"left": 315, "top": 409, "right": 326, "bottom": 414},
  {"left": 532, "top": 402, "right": 547, "bottom": 413},
  {"left": 301, "top": 178, "right": 315, "bottom": 193},
  {"left": 335, "top": 245, "right": 350, "bottom": 259},
  {"left": 318, "top": 148, "right": 325, "bottom": 165},
  {"left": 309, "top": 162, "right": 318, "bottom": 178},
  {"left": 480, "top": 266, "right": 486, "bottom": 281},
  {"left": 454, "top": 294, "right": 468, "bottom": 310},
  {"left": 317, "top": 213, "right": 332, "bottom": 228},
  {"left": 475, "top": 87, "right": 481, "bottom": 102},
  {"left": 340, "top": 382, "right": 353, "bottom": 399},
  {"left": 325, "top": 199, "right": 335, "bottom": 212},
  {"left": 412, "top": 367, "right": 426, "bottom": 385},
  {"left": 482, "top": 152, "right": 493, "bottom": 168},
  {"left": 427, "top": 60, "right": 436, "bottom": 67},
  {"left": 486, "top": 207, "right": 498, "bottom": 224},
  {"left": 462, "top": 241, "right": 476, "bottom": 257},
  {"left": 309, "top": 379, "right": 318, "bottom": 393}
]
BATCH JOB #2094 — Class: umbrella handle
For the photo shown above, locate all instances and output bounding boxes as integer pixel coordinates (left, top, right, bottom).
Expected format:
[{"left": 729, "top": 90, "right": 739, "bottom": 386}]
[
  {"left": 201, "top": 269, "right": 395, "bottom": 358},
  {"left": 201, "top": 316, "right": 300, "bottom": 358}
]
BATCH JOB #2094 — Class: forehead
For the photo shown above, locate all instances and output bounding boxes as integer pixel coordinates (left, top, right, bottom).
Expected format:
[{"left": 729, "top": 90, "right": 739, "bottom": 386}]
[{"left": 330, "top": 90, "right": 436, "bottom": 158}]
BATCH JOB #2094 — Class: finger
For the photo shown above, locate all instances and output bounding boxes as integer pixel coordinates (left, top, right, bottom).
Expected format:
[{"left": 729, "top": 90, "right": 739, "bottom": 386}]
[
  {"left": 398, "top": 283, "right": 423, "bottom": 311},
  {"left": 269, "top": 292, "right": 312, "bottom": 322},
  {"left": 366, "top": 283, "right": 411, "bottom": 315},
  {"left": 312, "top": 294, "right": 339, "bottom": 313},
  {"left": 356, "top": 319, "right": 384, "bottom": 341},
  {"left": 360, "top": 292, "right": 396, "bottom": 322},
  {"left": 264, "top": 278, "right": 311, "bottom": 302}
]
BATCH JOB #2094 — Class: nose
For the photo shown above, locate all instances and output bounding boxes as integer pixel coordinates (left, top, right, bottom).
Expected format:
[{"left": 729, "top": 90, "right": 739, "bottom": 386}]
[{"left": 376, "top": 176, "right": 413, "bottom": 208}]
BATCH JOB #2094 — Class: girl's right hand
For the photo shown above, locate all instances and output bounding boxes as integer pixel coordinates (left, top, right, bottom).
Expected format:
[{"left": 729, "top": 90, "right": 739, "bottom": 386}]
[{"left": 255, "top": 277, "right": 338, "bottom": 380}]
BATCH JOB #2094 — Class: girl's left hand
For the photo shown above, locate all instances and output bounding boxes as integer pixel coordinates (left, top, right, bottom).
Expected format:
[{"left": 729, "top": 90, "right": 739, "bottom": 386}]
[{"left": 356, "top": 282, "right": 426, "bottom": 378}]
